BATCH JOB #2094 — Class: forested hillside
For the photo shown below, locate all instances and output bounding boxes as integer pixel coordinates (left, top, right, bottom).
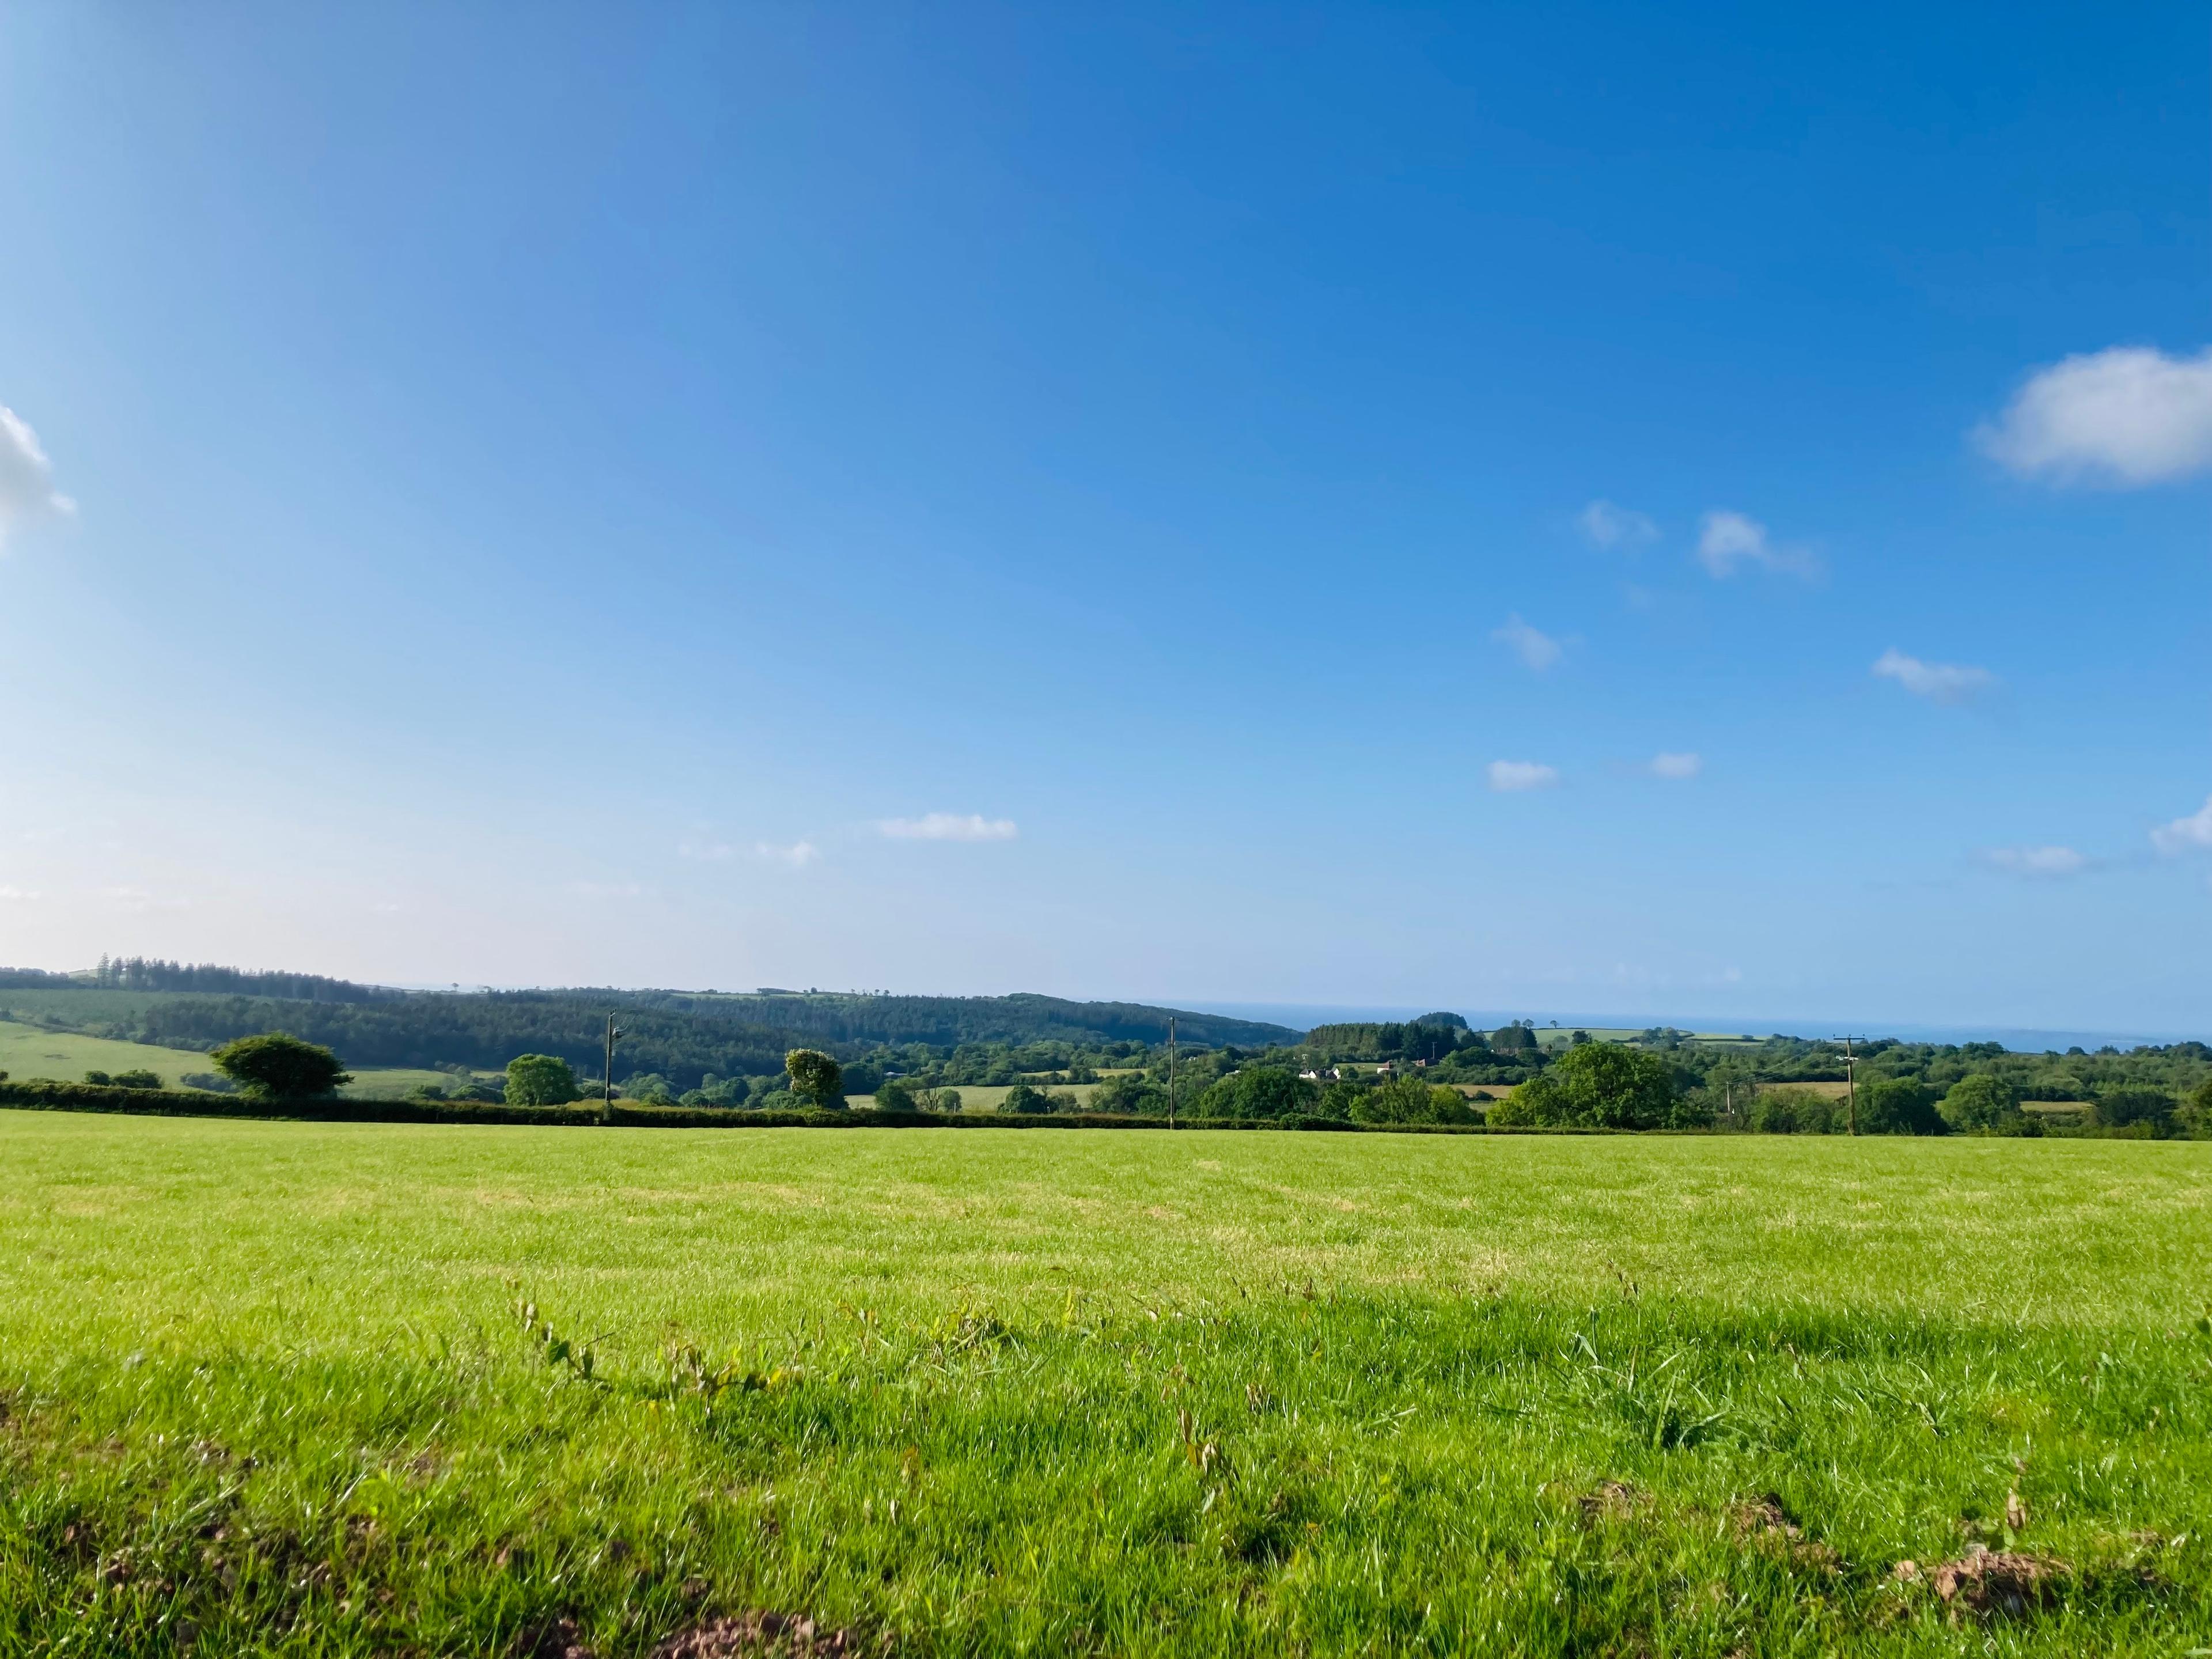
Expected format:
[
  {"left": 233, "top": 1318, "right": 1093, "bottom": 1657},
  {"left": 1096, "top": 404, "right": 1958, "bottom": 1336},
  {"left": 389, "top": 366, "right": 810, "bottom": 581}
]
[{"left": 0, "top": 971, "right": 1297, "bottom": 1088}]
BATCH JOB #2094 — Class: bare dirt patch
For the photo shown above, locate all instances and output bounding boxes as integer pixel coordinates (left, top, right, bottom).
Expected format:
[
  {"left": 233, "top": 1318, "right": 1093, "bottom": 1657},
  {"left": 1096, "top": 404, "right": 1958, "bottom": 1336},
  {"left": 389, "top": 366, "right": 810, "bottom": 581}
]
[{"left": 650, "top": 1613, "right": 859, "bottom": 1657}]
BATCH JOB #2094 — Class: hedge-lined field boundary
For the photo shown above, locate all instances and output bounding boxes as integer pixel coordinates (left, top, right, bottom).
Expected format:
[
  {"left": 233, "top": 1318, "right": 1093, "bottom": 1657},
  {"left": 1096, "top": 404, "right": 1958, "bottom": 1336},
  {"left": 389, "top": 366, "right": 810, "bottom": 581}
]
[{"left": 0, "top": 1078, "right": 1577, "bottom": 1133}]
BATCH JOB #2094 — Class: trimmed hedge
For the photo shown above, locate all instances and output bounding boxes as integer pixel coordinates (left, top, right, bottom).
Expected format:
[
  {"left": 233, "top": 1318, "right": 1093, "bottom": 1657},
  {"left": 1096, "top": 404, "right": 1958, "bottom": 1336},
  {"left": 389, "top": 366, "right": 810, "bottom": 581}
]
[{"left": 0, "top": 1080, "right": 1586, "bottom": 1133}]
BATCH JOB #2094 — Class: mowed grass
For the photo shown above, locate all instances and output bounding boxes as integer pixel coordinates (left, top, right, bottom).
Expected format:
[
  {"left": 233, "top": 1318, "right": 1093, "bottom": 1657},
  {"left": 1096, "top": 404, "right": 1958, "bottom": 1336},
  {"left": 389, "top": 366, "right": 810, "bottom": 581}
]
[{"left": 2, "top": 1119, "right": 2210, "bottom": 1656}]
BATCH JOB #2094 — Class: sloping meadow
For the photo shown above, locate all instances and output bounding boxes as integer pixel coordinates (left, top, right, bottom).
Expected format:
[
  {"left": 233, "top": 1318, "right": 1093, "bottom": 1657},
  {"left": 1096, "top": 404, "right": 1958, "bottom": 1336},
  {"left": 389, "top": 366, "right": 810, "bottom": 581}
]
[{"left": 2, "top": 1117, "right": 2209, "bottom": 1655}]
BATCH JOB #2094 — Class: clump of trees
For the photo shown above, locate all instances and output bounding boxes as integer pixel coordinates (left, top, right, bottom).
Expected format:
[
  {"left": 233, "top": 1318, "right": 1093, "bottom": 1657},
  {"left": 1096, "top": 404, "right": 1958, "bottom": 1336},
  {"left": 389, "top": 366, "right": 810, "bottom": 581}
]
[
  {"left": 82, "top": 1069, "right": 162, "bottom": 1090},
  {"left": 209, "top": 1032, "right": 351, "bottom": 1099},
  {"left": 1490, "top": 1044, "right": 1703, "bottom": 1130}
]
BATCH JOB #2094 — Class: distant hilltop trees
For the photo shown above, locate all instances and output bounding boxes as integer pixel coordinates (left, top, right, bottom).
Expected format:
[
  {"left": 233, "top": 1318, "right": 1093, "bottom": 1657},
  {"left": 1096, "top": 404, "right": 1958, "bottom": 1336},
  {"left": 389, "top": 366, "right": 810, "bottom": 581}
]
[{"left": 87, "top": 956, "right": 397, "bottom": 1003}]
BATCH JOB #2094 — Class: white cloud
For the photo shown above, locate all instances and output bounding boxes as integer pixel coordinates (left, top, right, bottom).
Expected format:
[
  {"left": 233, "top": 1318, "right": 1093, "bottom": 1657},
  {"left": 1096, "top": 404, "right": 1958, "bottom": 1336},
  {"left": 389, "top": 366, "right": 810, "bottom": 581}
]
[
  {"left": 1578, "top": 499, "right": 1658, "bottom": 551},
  {"left": 1487, "top": 760, "right": 1559, "bottom": 793},
  {"left": 1975, "top": 345, "right": 2212, "bottom": 486},
  {"left": 1983, "top": 845, "right": 2087, "bottom": 878},
  {"left": 678, "top": 839, "right": 736, "bottom": 861},
  {"left": 1872, "top": 648, "right": 1993, "bottom": 706},
  {"left": 0, "top": 404, "right": 74, "bottom": 550},
  {"left": 878, "top": 813, "right": 1018, "bottom": 842},
  {"left": 754, "top": 840, "right": 820, "bottom": 868},
  {"left": 2151, "top": 796, "right": 2212, "bottom": 856},
  {"left": 0, "top": 884, "right": 41, "bottom": 900},
  {"left": 1647, "top": 751, "right": 1702, "bottom": 780},
  {"left": 1491, "top": 613, "right": 1563, "bottom": 671},
  {"left": 1695, "top": 510, "right": 1820, "bottom": 580}
]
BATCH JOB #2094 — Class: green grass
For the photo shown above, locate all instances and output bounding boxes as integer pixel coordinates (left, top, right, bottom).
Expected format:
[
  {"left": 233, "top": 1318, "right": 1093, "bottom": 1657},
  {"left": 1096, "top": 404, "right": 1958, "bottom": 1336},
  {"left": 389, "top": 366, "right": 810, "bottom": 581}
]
[
  {"left": 0, "top": 1022, "right": 219, "bottom": 1089},
  {"left": 0, "top": 1018, "right": 475, "bottom": 1100},
  {"left": 2, "top": 1117, "right": 2209, "bottom": 1656}
]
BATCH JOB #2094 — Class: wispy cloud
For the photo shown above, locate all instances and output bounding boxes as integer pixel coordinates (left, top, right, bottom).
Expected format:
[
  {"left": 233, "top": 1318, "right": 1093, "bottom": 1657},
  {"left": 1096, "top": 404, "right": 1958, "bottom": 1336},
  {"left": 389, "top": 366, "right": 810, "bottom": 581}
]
[
  {"left": 1982, "top": 844, "right": 2088, "bottom": 878},
  {"left": 1491, "top": 613, "right": 1563, "bottom": 671},
  {"left": 2151, "top": 796, "right": 2212, "bottom": 856},
  {"left": 1695, "top": 510, "right": 1820, "bottom": 580},
  {"left": 1872, "top": 648, "right": 1994, "bottom": 705},
  {"left": 1646, "top": 751, "right": 1702, "bottom": 780},
  {"left": 1577, "top": 499, "right": 1658, "bottom": 551},
  {"left": 878, "top": 813, "right": 1018, "bottom": 842},
  {"left": 754, "top": 840, "right": 820, "bottom": 868},
  {"left": 0, "top": 404, "right": 74, "bottom": 551},
  {"left": 0, "top": 884, "right": 41, "bottom": 900},
  {"left": 1975, "top": 344, "right": 2212, "bottom": 486},
  {"left": 1487, "top": 760, "right": 1559, "bottom": 793}
]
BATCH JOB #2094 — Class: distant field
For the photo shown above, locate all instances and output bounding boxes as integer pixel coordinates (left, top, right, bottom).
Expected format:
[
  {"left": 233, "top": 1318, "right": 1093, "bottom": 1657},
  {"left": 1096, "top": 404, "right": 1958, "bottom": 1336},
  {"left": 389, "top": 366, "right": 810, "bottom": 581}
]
[
  {"left": 1, "top": 1117, "right": 2206, "bottom": 1655},
  {"left": 0, "top": 1018, "right": 469, "bottom": 1100},
  {"left": 0, "top": 1022, "right": 218, "bottom": 1087}
]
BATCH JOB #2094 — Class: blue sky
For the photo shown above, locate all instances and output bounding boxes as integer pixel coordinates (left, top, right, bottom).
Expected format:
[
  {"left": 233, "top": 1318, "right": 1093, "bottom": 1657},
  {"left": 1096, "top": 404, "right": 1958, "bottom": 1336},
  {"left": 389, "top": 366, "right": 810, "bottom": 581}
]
[{"left": 1, "top": 3, "right": 2207, "bottom": 1035}]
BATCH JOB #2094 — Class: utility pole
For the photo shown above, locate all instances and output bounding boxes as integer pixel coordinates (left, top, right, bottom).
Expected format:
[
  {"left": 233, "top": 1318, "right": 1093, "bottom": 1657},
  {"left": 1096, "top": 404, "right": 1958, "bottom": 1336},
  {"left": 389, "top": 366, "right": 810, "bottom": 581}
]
[
  {"left": 604, "top": 1014, "right": 623, "bottom": 1122},
  {"left": 1835, "top": 1036, "right": 1859, "bottom": 1135},
  {"left": 1166, "top": 1016, "right": 1177, "bottom": 1130}
]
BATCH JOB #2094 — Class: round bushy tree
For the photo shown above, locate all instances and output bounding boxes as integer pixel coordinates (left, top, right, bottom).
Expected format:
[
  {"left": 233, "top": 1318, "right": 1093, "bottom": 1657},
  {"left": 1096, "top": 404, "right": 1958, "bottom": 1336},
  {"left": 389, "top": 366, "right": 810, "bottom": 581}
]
[
  {"left": 1001, "top": 1082, "right": 1051, "bottom": 1114},
  {"left": 210, "top": 1032, "right": 351, "bottom": 1099},
  {"left": 504, "top": 1054, "right": 581, "bottom": 1107},
  {"left": 784, "top": 1048, "right": 845, "bottom": 1109}
]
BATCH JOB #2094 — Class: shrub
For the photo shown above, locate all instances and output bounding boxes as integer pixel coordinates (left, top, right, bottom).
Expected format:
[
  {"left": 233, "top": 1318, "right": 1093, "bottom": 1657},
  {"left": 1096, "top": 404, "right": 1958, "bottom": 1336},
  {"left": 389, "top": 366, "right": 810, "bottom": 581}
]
[
  {"left": 210, "top": 1032, "right": 351, "bottom": 1099},
  {"left": 505, "top": 1054, "right": 581, "bottom": 1107},
  {"left": 1002, "top": 1082, "right": 1051, "bottom": 1115},
  {"left": 874, "top": 1075, "right": 921, "bottom": 1112},
  {"left": 179, "top": 1072, "right": 236, "bottom": 1093}
]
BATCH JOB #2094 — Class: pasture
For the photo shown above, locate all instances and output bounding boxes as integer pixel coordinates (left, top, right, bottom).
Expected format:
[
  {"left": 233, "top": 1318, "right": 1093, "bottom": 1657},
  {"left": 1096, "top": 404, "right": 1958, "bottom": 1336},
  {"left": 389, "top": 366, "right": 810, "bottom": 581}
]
[
  {"left": 2, "top": 1116, "right": 2208, "bottom": 1655},
  {"left": 0, "top": 1018, "right": 472, "bottom": 1101}
]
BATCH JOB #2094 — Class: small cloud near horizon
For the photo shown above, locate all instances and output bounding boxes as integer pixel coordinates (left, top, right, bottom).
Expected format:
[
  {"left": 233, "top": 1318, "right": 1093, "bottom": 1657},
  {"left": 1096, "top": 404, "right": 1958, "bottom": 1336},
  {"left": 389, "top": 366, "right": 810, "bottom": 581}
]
[
  {"left": 0, "top": 403, "right": 75, "bottom": 551},
  {"left": 2151, "top": 796, "right": 2212, "bottom": 856},
  {"left": 1577, "top": 499, "right": 1658, "bottom": 551},
  {"left": 1975, "top": 344, "right": 2212, "bottom": 486},
  {"left": 1872, "top": 648, "right": 1994, "bottom": 706},
  {"left": 878, "top": 813, "right": 1018, "bottom": 842},
  {"left": 1647, "top": 751, "right": 1702, "bottom": 780},
  {"left": 1487, "top": 760, "right": 1559, "bottom": 793},
  {"left": 1983, "top": 845, "right": 2088, "bottom": 878},
  {"left": 1491, "top": 613, "right": 1563, "bottom": 671},
  {"left": 1696, "top": 510, "right": 1820, "bottom": 580}
]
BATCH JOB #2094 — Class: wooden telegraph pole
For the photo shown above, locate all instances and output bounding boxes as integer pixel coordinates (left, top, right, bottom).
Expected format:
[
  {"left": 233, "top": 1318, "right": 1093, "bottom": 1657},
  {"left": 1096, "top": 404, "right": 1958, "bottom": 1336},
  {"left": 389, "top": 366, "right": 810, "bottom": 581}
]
[
  {"left": 604, "top": 1014, "right": 623, "bottom": 1122},
  {"left": 1835, "top": 1035, "right": 1859, "bottom": 1135},
  {"left": 1166, "top": 1016, "right": 1177, "bottom": 1130}
]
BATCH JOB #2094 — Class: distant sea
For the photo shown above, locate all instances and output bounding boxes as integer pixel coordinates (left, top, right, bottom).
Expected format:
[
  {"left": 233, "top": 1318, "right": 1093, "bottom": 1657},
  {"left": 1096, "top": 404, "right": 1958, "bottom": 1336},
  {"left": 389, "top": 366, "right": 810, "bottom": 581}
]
[{"left": 1184, "top": 1002, "right": 2200, "bottom": 1055}]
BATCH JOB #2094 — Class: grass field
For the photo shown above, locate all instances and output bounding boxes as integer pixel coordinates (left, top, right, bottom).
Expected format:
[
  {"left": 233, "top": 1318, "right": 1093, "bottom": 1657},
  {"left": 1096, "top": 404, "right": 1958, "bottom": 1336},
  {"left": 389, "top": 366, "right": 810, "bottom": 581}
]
[
  {"left": 0, "top": 1019, "right": 475, "bottom": 1101},
  {"left": 2, "top": 1116, "right": 2209, "bottom": 1655}
]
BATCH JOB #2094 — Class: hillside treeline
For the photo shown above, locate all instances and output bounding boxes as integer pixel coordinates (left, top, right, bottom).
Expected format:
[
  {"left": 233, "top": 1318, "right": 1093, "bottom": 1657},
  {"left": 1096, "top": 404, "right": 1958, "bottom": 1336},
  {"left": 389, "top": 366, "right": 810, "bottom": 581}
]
[{"left": 0, "top": 976, "right": 1295, "bottom": 1088}]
